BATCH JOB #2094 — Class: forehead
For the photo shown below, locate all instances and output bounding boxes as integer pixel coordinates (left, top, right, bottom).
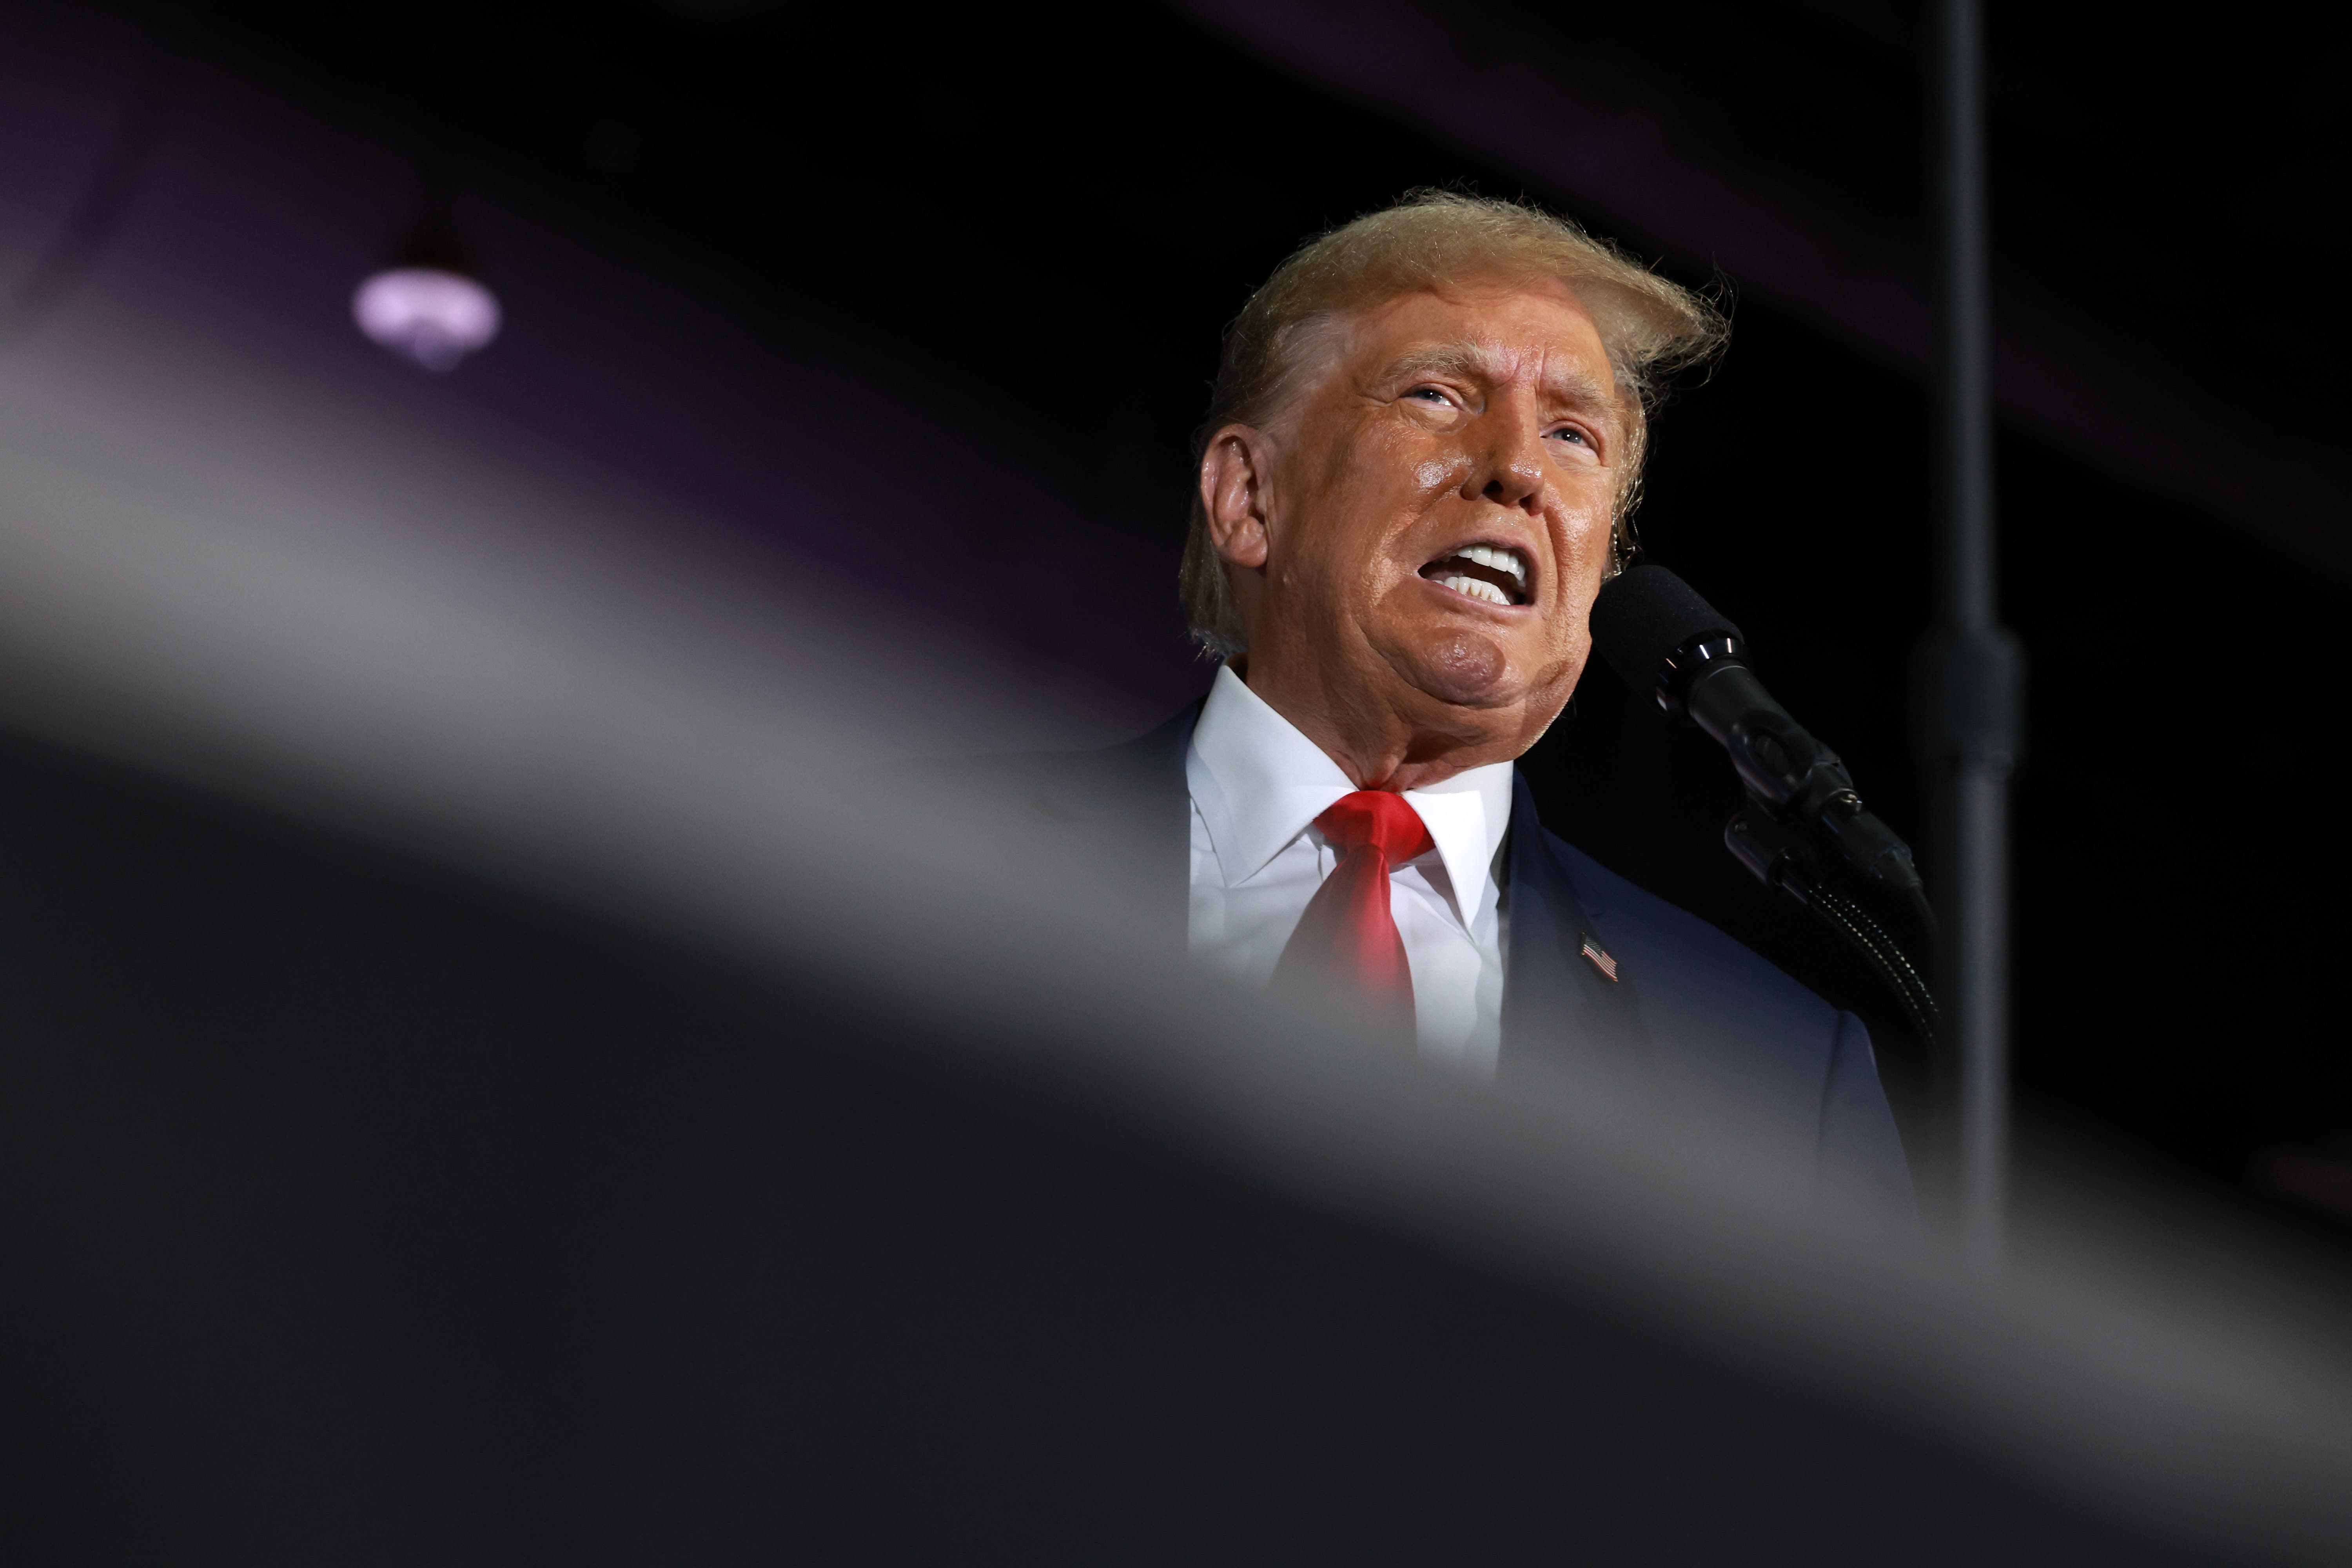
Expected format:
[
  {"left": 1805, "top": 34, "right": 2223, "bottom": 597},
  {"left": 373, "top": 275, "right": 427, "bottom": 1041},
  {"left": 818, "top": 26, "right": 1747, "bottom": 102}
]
[{"left": 1346, "top": 280, "right": 1615, "bottom": 396}]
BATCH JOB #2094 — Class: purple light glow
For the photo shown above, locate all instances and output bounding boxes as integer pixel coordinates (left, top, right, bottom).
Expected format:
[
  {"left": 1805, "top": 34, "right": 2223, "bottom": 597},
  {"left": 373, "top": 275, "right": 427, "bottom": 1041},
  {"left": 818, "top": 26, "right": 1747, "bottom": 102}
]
[{"left": 352, "top": 267, "right": 502, "bottom": 372}]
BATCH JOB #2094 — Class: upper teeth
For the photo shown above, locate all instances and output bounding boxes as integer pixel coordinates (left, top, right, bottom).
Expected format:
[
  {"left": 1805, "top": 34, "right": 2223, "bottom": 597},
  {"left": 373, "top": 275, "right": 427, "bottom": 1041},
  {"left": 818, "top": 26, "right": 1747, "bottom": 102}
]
[
  {"left": 1459, "top": 544, "right": 1527, "bottom": 583},
  {"left": 1441, "top": 575, "right": 1512, "bottom": 606}
]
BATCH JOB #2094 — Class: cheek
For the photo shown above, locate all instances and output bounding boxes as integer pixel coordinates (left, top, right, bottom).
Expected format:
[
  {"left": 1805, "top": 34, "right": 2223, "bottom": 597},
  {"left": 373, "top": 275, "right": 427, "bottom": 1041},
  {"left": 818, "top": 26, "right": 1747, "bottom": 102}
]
[
  {"left": 1310, "top": 440, "right": 1460, "bottom": 582},
  {"left": 1550, "top": 505, "right": 1615, "bottom": 598},
  {"left": 1361, "top": 424, "right": 1467, "bottom": 510}
]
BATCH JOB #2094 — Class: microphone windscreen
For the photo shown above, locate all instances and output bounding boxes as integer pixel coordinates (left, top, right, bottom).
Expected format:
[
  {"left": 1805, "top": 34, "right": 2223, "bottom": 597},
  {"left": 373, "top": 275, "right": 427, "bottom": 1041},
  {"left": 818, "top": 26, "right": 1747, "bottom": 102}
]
[{"left": 1588, "top": 565, "right": 1744, "bottom": 693}]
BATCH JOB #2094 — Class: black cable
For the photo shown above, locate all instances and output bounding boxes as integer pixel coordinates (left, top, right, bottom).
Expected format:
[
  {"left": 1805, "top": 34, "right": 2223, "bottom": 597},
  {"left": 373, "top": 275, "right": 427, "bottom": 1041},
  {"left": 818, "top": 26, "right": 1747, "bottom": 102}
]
[
  {"left": 1786, "top": 868, "right": 1942, "bottom": 1048},
  {"left": 1722, "top": 802, "right": 1942, "bottom": 1048},
  {"left": 1818, "top": 883, "right": 1938, "bottom": 1023}
]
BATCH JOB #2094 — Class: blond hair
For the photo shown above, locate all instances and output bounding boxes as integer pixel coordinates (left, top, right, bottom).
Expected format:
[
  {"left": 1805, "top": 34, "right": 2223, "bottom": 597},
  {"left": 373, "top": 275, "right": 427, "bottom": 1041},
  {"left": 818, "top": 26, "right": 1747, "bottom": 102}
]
[{"left": 1179, "top": 191, "right": 1728, "bottom": 655}]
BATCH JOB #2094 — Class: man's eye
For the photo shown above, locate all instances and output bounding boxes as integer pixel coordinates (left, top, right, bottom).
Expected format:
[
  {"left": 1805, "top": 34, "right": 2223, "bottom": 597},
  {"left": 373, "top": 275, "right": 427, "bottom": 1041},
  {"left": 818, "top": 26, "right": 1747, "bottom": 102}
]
[
  {"left": 1550, "top": 426, "right": 1588, "bottom": 445},
  {"left": 1407, "top": 387, "right": 1450, "bottom": 404}
]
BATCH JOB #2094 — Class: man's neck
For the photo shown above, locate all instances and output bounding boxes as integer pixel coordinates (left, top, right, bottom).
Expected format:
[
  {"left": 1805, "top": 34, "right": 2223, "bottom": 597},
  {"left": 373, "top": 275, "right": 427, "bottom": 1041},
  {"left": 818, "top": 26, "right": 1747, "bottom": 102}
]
[{"left": 1235, "top": 658, "right": 1521, "bottom": 792}]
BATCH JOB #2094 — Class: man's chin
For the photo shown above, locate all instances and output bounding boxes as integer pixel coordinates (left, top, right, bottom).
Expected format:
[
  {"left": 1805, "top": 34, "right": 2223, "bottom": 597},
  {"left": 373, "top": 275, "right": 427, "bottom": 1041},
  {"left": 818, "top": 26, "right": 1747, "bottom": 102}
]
[{"left": 1390, "top": 627, "right": 1517, "bottom": 708}]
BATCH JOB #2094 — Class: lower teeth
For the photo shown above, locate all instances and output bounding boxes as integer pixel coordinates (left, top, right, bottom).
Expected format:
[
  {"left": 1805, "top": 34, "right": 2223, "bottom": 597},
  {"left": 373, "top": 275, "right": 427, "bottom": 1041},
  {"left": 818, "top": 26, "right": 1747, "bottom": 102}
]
[{"left": 1441, "top": 574, "right": 1509, "bottom": 606}]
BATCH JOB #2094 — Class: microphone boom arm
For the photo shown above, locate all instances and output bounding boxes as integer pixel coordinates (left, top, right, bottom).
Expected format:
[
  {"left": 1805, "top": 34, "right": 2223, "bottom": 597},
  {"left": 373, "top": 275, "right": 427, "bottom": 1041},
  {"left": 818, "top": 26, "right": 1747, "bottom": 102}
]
[
  {"left": 1662, "top": 635, "right": 1943, "bottom": 1048},
  {"left": 1587, "top": 567, "right": 1943, "bottom": 1049}
]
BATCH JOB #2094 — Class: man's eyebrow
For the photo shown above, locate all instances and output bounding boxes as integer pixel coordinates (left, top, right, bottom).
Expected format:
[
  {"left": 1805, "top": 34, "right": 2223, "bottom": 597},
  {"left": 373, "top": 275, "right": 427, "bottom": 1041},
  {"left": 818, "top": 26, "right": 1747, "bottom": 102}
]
[
  {"left": 1377, "top": 341, "right": 1618, "bottom": 407},
  {"left": 1379, "top": 342, "right": 1503, "bottom": 384}
]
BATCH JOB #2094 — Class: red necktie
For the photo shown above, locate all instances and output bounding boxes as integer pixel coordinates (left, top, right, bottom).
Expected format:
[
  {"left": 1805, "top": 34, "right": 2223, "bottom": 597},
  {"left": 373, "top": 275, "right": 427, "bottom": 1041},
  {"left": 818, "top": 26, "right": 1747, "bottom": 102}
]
[{"left": 1272, "top": 790, "right": 1435, "bottom": 1020}]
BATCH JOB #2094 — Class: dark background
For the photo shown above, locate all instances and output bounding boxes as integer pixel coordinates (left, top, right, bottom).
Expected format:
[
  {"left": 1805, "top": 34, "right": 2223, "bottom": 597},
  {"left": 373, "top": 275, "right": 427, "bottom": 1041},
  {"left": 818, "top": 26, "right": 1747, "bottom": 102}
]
[{"left": 38, "top": 0, "right": 2352, "bottom": 1230}]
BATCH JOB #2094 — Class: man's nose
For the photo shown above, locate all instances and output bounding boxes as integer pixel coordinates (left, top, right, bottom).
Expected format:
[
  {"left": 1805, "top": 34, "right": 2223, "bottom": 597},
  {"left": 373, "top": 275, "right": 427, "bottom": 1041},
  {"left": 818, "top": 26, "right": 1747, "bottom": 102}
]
[{"left": 1464, "top": 408, "right": 1548, "bottom": 514}]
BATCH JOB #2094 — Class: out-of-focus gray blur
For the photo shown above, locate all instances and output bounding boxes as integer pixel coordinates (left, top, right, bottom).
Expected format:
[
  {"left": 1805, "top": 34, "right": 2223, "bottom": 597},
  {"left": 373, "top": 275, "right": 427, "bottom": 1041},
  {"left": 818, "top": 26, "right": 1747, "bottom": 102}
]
[{"left": 4, "top": 4, "right": 2351, "bottom": 1563}]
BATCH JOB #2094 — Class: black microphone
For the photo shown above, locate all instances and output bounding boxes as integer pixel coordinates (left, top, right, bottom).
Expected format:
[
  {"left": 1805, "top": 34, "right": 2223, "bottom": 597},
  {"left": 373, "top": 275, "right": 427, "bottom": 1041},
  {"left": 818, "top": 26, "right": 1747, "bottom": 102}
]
[{"left": 1588, "top": 565, "right": 1925, "bottom": 906}]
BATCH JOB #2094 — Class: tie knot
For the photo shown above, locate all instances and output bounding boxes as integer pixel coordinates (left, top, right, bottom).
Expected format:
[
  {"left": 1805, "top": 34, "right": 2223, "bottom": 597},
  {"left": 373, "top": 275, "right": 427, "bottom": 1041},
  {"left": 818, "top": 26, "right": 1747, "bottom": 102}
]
[{"left": 1314, "top": 790, "right": 1433, "bottom": 864}]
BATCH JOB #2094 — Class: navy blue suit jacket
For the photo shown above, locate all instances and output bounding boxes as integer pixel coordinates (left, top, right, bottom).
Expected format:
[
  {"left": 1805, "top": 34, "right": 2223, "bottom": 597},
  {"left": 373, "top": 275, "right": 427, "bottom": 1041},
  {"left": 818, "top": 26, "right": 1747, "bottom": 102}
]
[{"left": 998, "top": 702, "right": 1913, "bottom": 1206}]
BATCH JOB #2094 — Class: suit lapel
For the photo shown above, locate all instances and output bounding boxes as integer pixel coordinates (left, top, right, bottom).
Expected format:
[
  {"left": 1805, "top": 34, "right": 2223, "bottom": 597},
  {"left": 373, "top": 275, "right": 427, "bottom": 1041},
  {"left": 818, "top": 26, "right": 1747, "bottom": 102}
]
[{"left": 1498, "top": 772, "right": 1653, "bottom": 1080}]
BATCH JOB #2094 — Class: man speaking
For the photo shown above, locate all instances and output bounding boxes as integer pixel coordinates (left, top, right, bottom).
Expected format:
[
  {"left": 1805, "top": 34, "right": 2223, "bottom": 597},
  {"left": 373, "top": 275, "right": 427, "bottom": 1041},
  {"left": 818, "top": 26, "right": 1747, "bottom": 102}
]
[{"left": 1018, "top": 192, "right": 1908, "bottom": 1202}]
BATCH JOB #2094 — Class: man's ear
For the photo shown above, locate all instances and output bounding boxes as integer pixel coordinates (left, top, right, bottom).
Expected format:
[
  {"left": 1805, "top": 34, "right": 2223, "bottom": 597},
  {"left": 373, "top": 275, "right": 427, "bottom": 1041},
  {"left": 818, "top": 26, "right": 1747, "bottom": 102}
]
[{"left": 1200, "top": 424, "right": 1274, "bottom": 570}]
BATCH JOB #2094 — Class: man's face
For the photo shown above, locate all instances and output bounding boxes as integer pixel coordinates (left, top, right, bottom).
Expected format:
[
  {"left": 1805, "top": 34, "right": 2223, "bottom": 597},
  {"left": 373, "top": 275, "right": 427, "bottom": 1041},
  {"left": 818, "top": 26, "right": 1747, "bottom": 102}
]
[{"left": 1206, "top": 279, "right": 1627, "bottom": 777}]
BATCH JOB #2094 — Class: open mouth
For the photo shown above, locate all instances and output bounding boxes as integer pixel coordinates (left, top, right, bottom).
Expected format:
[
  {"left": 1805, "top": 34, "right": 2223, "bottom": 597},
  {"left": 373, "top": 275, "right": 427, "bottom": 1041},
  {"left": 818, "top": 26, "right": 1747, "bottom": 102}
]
[{"left": 1420, "top": 543, "right": 1533, "bottom": 608}]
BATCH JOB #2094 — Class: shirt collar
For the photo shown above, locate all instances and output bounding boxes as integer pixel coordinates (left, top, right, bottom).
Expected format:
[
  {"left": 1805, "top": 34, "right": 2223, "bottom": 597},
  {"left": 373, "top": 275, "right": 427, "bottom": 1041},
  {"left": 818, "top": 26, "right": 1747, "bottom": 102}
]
[{"left": 1187, "top": 663, "right": 1515, "bottom": 923}]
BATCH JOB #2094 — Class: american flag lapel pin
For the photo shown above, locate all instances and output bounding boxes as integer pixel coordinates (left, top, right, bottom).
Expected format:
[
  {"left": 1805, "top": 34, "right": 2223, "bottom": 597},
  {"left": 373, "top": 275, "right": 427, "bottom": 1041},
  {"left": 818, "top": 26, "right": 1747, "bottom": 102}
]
[{"left": 1579, "top": 931, "right": 1620, "bottom": 982}]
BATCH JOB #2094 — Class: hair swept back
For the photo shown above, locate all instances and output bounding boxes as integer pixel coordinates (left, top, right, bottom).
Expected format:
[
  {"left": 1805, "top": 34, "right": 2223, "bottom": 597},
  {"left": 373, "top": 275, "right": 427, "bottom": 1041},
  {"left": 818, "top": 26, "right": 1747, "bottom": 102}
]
[{"left": 1178, "top": 190, "right": 1728, "bottom": 657}]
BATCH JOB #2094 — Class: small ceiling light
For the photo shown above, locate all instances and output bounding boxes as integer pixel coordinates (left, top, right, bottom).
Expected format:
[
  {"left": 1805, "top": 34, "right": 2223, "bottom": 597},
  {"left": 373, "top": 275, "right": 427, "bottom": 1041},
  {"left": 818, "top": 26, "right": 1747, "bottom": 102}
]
[{"left": 352, "top": 229, "right": 500, "bottom": 373}]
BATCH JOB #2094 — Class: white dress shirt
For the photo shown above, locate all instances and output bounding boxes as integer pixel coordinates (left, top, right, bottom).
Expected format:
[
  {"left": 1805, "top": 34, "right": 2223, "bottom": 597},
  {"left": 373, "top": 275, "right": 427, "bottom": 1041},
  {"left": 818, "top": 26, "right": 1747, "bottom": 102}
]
[{"left": 1185, "top": 664, "right": 1514, "bottom": 1074}]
